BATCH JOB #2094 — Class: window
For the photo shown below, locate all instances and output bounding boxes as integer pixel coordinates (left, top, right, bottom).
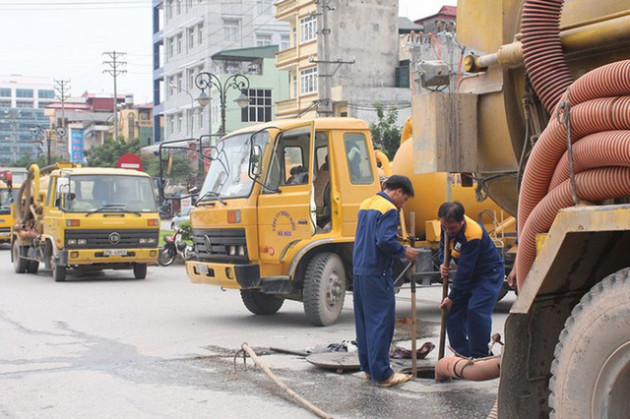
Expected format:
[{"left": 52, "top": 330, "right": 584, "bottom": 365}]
[
  {"left": 166, "top": 0, "right": 173, "bottom": 20},
  {"left": 0, "top": 99, "right": 11, "bottom": 107},
  {"left": 197, "top": 23, "right": 203, "bottom": 45},
  {"left": 176, "top": 0, "right": 181, "bottom": 15},
  {"left": 177, "top": 33, "right": 183, "bottom": 54},
  {"left": 257, "top": 0, "right": 272, "bottom": 15},
  {"left": 168, "top": 38, "right": 174, "bottom": 58},
  {"left": 16, "top": 101, "right": 33, "bottom": 108},
  {"left": 188, "top": 27, "right": 195, "bottom": 49},
  {"left": 300, "top": 67, "right": 317, "bottom": 95},
  {"left": 168, "top": 115, "right": 175, "bottom": 134},
  {"left": 281, "top": 35, "right": 290, "bottom": 50},
  {"left": 0, "top": 88, "right": 11, "bottom": 97},
  {"left": 176, "top": 73, "right": 183, "bottom": 91},
  {"left": 300, "top": 15, "right": 317, "bottom": 43},
  {"left": 187, "top": 68, "right": 195, "bottom": 90},
  {"left": 177, "top": 113, "right": 183, "bottom": 132},
  {"left": 256, "top": 33, "right": 272, "bottom": 47},
  {"left": 16, "top": 89, "right": 34, "bottom": 98},
  {"left": 167, "top": 76, "right": 175, "bottom": 96},
  {"left": 224, "top": 19, "right": 239, "bottom": 42},
  {"left": 186, "top": 0, "right": 192, "bottom": 11},
  {"left": 344, "top": 133, "right": 374, "bottom": 184},
  {"left": 242, "top": 89, "right": 272, "bottom": 123},
  {"left": 264, "top": 126, "right": 311, "bottom": 190},
  {"left": 38, "top": 90, "right": 55, "bottom": 99}
]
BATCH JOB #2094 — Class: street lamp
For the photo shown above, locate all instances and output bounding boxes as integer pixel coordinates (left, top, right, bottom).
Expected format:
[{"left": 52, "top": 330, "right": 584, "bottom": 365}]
[
  {"left": 169, "top": 83, "right": 195, "bottom": 138},
  {"left": 194, "top": 72, "right": 250, "bottom": 139},
  {"left": 30, "top": 125, "right": 46, "bottom": 161}
]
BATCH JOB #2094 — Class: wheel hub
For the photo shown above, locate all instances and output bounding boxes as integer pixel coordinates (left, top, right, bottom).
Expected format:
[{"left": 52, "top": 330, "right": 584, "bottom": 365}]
[
  {"left": 325, "top": 272, "right": 343, "bottom": 309},
  {"left": 592, "top": 341, "right": 630, "bottom": 418}
]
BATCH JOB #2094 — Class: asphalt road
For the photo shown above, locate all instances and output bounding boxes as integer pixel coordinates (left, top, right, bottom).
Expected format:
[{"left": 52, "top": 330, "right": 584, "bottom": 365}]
[{"left": 0, "top": 244, "right": 514, "bottom": 418}]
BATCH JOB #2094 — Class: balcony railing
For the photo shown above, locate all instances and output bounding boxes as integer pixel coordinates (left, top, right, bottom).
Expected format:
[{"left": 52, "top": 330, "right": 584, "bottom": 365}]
[
  {"left": 275, "top": 48, "right": 298, "bottom": 69},
  {"left": 275, "top": 98, "right": 298, "bottom": 116}
]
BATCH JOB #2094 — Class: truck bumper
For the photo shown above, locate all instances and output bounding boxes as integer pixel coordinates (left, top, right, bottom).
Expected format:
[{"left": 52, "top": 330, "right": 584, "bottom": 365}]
[
  {"left": 185, "top": 260, "right": 260, "bottom": 289},
  {"left": 63, "top": 248, "right": 159, "bottom": 265}
]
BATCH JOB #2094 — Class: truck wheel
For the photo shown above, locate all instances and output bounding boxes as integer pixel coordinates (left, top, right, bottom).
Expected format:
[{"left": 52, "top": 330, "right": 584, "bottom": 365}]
[
  {"left": 548, "top": 268, "right": 630, "bottom": 418},
  {"left": 303, "top": 252, "right": 346, "bottom": 326},
  {"left": 133, "top": 263, "right": 147, "bottom": 279},
  {"left": 52, "top": 260, "right": 67, "bottom": 282},
  {"left": 12, "top": 242, "right": 28, "bottom": 274},
  {"left": 27, "top": 260, "right": 39, "bottom": 274},
  {"left": 240, "top": 290, "right": 284, "bottom": 315}
]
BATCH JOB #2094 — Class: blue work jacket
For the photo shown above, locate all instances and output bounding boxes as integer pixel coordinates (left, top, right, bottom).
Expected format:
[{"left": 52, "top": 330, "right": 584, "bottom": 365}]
[
  {"left": 438, "top": 215, "right": 504, "bottom": 300},
  {"left": 353, "top": 191, "right": 406, "bottom": 278}
]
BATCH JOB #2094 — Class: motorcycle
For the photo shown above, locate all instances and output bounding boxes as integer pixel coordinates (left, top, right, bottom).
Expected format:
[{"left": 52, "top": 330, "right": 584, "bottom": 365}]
[{"left": 158, "top": 227, "right": 192, "bottom": 266}]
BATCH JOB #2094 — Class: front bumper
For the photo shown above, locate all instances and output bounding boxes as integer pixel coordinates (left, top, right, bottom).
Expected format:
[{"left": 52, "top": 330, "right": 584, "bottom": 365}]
[
  {"left": 185, "top": 260, "right": 260, "bottom": 289},
  {"left": 62, "top": 248, "right": 159, "bottom": 265}
]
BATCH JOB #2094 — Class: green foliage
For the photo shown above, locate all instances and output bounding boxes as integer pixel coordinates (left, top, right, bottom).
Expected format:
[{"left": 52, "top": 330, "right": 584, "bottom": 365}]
[
  {"left": 141, "top": 154, "right": 161, "bottom": 178},
  {"left": 14, "top": 153, "right": 62, "bottom": 169},
  {"left": 85, "top": 138, "right": 140, "bottom": 167},
  {"left": 178, "top": 220, "right": 192, "bottom": 241},
  {"left": 369, "top": 102, "right": 402, "bottom": 159}
]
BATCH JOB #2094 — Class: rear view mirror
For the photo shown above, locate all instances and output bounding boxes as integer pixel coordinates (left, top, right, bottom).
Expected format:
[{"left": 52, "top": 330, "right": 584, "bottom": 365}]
[{"left": 249, "top": 145, "right": 262, "bottom": 178}]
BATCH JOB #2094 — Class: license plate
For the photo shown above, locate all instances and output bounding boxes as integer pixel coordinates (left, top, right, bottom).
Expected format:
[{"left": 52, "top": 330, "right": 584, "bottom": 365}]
[
  {"left": 103, "top": 249, "right": 128, "bottom": 256},
  {"left": 196, "top": 264, "right": 208, "bottom": 275}
]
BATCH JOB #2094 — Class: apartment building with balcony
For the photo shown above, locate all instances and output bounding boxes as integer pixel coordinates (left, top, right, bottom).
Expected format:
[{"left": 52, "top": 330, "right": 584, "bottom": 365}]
[
  {"left": 274, "top": 0, "right": 412, "bottom": 123},
  {"left": 152, "top": 0, "right": 289, "bottom": 143}
]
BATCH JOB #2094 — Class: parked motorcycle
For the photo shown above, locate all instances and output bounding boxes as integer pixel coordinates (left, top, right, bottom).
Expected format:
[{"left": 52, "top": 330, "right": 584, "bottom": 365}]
[{"left": 158, "top": 227, "right": 192, "bottom": 266}]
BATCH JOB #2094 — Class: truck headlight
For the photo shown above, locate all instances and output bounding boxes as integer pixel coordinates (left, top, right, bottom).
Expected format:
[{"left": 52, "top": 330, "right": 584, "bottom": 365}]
[
  {"left": 229, "top": 246, "right": 236, "bottom": 256},
  {"left": 78, "top": 239, "right": 87, "bottom": 245},
  {"left": 67, "top": 239, "right": 77, "bottom": 245},
  {"left": 238, "top": 246, "right": 245, "bottom": 256},
  {"left": 139, "top": 238, "right": 147, "bottom": 244},
  {"left": 147, "top": 238, "right": 156, "bottom": 244}
]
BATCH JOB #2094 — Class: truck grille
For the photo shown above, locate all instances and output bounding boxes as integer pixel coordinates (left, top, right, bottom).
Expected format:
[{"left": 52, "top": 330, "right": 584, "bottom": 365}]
[
  {"left": 192, "top": 228, "right": 248, "bottom": 263},
  {"left": 64, "top": 229, "right": 159, "bottom": 249},
  {"left": 0, "top": 227, "right": 10, "bottom": 233}
]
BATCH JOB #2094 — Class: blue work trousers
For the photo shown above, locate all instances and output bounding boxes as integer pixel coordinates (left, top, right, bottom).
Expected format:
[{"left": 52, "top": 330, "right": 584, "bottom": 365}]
[
  {"left": 447, "top": 265, "right": 504, "bottom": 358},
  {"left": 353, "top": 274, "right": 395, "bottom": 382}
]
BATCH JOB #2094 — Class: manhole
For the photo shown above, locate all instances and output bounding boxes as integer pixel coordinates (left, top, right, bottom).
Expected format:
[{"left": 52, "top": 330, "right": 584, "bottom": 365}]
[{"left": 401, "top": 365, "right": 436, "bottom": 379}]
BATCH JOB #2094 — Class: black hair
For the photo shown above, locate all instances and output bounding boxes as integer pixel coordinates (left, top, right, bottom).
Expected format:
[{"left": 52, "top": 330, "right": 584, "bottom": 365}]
[
  {"left": 383, "top": 175, "right": 415, "bottom": 197},
  {"left": 437, "top": 201, "right": 465, "bottom": 222}
]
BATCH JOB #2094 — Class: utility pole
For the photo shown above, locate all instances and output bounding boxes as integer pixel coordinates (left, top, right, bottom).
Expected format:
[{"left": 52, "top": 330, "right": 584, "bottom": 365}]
[
  {"left": 313, "top": 0, "right": 354, "bottom": 117},
  {"left": 54, "top": 79, "right": 70, "bottom": 159},
  {"left": 103, "top": 51, "right": 127, "bottom": 142}
]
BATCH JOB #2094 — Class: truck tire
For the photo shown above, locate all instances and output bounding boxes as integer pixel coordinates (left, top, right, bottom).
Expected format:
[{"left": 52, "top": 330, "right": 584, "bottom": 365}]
[
  {"left": 240, "top": 290, "right": 284, "bottom": 315},
  {"left": 27, "top": 260, "right": 39, "bottom": 274},
  {"left": 303, "top": 252, "right": 346, "bottom": 326},
  {"left": 12, "top": 242, "right": 28, "bottom": 274},
  {"left": 133, "top": 263, "right": 147, "bottom": 279},
  {"left": 52, "top": 260, "right": 67, "bottom": 282},
  {"left": 548, "top": 268, "right": 630, "bottom": 419}
]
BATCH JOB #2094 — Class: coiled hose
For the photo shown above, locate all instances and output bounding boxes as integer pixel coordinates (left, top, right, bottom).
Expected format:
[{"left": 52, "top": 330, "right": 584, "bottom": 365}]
[{"left": 516, "top": 61, "right": 630, "bottom": 288}]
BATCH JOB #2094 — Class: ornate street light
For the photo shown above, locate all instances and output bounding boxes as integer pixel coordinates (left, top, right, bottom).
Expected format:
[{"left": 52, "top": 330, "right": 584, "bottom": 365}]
[{"left": 194, "top": 72, "right": 250, "bottom": 138}]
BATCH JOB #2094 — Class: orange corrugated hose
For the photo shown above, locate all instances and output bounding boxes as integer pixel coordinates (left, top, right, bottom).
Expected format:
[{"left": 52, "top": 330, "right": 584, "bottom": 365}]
[{"left": 516, "top": 61, "right": 630, "bottom": 288}]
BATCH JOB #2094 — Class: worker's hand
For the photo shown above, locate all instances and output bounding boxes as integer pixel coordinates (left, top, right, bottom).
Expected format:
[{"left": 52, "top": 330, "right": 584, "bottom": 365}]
[
  {"left": 404, "top": 247, "right": 419, "bottom": 262},
  {"left": 440, "top": 297, "right": 453, "bottom": 312},
  {"left": 440, "top": 263, "right": 450, "bottom": 279},
  {"left": 507, "top": 268, "right": 517, "bottom": 289}
]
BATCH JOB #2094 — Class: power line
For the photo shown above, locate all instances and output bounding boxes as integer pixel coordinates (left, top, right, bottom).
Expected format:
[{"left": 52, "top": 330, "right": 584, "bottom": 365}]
[{"left": 103, "top": 50, "right": 127, "bottom": 141}]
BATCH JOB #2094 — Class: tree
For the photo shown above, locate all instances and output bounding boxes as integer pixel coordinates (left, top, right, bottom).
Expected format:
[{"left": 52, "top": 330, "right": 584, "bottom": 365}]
[
  {"left": 369, "top": 102, "right": 402, "bottom": 159},
  {"left": 13, "top": 153, "right": 62, "bottom": 169},
  {"left": 85, "top": 138, "right": 140, "bottom": 167}
]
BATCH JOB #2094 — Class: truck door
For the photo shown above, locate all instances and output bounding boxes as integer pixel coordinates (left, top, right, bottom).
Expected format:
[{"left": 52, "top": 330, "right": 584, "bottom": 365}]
[{"left": 257, "top": 124, "right": 314, "bottom": 266}]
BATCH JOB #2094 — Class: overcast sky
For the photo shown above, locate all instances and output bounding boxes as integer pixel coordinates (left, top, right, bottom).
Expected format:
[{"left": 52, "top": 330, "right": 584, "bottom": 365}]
[{"left": 0, "top": 0, "right": 456, "bottom": 104}]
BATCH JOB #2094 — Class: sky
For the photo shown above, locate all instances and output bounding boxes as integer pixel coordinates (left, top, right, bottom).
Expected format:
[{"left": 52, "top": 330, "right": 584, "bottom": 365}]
[{"left": 0, "top": 0, "right": 456, "bottom": 104}]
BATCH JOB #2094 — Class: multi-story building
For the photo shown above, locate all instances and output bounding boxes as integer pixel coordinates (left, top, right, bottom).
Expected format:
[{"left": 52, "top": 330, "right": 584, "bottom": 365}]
[
  {"left": 0, "top": 75, "right": 55, "bottom": 164},
  {"left": 152, "top": 0, "right": 289, "bottom": 143},
  {"left": 274, "top": 0, "right": 411, "bottom": 124}
]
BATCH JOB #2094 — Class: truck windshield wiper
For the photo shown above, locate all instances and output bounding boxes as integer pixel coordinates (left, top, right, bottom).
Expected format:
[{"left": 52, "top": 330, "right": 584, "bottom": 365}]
[
  {"left": 86, "top": 205, "right": 141, "bottom": 216},
  {"left": 196, "top": 190, "right": 226, "bottom": 206}
]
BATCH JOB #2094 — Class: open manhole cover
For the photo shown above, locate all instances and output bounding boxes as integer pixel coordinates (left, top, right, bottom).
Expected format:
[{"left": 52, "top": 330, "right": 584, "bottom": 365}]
[{"left": 306, "top": 352, "right": 360, "bottom": 373}]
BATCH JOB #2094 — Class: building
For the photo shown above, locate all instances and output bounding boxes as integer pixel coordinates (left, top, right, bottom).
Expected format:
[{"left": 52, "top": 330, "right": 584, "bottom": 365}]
[
  {"left": 152, "top": 0, "right": 289, "bottom": 143},
  {"left": 0, "top": 75, "right": 55, "bottom": 164},
  {"left": 274, "top": 0, "right": 411, "bottom": 124},
  {"left": 413, "top": 5, "right": 457, "bottom": 34}
]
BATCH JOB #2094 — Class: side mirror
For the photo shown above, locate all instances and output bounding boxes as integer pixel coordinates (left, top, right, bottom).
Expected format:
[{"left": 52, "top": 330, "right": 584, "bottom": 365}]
[
  {"left": 67, "top": 193, "right": 76, "bottom": 201},
  {"left": 249, "top": 145, "right": 262, "bottom": 178}
]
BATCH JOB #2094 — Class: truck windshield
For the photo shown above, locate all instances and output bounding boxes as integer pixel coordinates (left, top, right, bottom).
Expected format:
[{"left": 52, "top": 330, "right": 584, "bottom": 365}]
[
  {"left": 198, "top": 131, "right": 268, "bottom": 202},
  {"left": 64, "top": 175, "right": 158, "bottom": 213},
  {"left": 0, "top": 188, "right": 14, "bottom": 214}
]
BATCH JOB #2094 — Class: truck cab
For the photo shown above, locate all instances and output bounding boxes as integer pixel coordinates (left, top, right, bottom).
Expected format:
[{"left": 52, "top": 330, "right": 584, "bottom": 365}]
[{"left": 181, "top": 118, "right": 380, "bottom": 325}]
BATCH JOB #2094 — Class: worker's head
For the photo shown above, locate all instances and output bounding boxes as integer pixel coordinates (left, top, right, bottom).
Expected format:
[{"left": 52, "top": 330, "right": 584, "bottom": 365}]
[
  {"left": 383, "top": 175, "right": 414, "bottom": 209},
  {"left": 438, "top": 201, "right": 466, "bottom": 237}
]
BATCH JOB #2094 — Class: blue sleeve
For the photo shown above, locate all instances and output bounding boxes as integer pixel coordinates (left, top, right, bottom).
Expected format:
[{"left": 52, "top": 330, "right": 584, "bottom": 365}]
[
  {"left": 448, "top": 238, "right": 481, "bottom": 300},
  {"left": 375, "top": 209, "right": 406, "bottom": 258},
  {"left": 438, "top": 230, "right": 444, "bottom": 263}
]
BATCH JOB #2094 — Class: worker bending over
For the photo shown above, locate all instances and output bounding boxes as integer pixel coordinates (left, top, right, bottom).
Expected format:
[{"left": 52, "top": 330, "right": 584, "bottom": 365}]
[
  {"left": 353, "top": 175, "right": 419, "bottom": 387},
  {"left": 438, "top": 201, "right": 504, "bottom": 358}
]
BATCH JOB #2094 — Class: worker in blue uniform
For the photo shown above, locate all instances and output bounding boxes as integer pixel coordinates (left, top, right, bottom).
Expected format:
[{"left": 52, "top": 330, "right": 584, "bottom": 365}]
[
  {"left": 438, "top": 201, "right": 504, "bottom": 358},
  {"left": 353, "top": 175, "right": 419, "bottom": 387}
]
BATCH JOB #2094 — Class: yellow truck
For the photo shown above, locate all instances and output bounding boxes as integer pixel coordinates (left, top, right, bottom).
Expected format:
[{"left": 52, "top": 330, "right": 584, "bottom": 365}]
[
  {"left": 161, "top": 118, "right": 511, "bottom": 326},
  {"left": 11, "top": 163, "right": 160, "bottom": 281},
  {"left": 0, "top": 179, "right": 18, "bottom": 244},
  {"left": 415, "top": 0, "right": 630, "bottom": 416}
]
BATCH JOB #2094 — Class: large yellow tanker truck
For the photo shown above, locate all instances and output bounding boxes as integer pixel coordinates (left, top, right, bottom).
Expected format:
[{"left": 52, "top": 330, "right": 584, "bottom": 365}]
[
  {"left": 415, "top": 0, "right": 630, "bottom": 416},
  {"left": 161, "top": 118, "right": 512, "bottom": 326},
  {"left": 12, "top": 163, "right": 160, "bottom": 281}
]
